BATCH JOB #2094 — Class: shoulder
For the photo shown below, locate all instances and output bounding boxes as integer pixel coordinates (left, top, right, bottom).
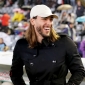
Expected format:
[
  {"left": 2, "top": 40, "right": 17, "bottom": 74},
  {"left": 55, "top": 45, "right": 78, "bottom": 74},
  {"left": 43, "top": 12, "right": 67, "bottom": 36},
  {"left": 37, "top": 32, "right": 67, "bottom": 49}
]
[
  {"left": 14, "top": 38, "right": 28, "bottom": 51},
  {"left": 55, "top": 32, "right": 69, "bottom": 45},
  {"left": 16, "top": 38, "right": 28, "bottom": 45},
  {"left": 57, "top": 32, "right": 76, "bottom": 46},
  {"left": 57, "top": 32, "right": 69, "bottom": 39}
]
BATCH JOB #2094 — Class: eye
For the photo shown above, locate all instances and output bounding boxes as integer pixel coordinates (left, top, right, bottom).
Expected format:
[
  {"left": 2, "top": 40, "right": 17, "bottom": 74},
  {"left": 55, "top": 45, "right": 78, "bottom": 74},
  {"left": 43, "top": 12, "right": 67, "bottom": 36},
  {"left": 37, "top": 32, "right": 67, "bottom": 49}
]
[
  {"left": 50, "top": 17, "right": 53, "bottom": 21},
  {"left": 42, "top": 17, "right": 53, "bottom": 21},
  {"left": 42, "top": 17, "right": 47, "bottom": 20}
]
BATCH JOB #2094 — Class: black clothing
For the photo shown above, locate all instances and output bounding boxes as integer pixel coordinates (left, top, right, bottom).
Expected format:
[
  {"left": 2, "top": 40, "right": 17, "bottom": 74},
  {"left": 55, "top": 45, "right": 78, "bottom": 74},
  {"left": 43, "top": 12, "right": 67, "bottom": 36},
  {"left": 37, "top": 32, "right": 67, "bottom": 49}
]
[
  {"left": 10, "top": 33, "right": 85, "bottom": 85},
  {"left": 70, "top": 28, "right": 73, "bottom": 40},
  {"left": 76, "top": 5, "right": 85, "bottom": 18},
  {"left": 63, "top": 0, "right": 70, "bottom": 4},
  {"left": 18, "top": 0, "right": 24, "bottom": 8},
  {"left": 25, "top": 12, "right": 30, "bottom": 20}
]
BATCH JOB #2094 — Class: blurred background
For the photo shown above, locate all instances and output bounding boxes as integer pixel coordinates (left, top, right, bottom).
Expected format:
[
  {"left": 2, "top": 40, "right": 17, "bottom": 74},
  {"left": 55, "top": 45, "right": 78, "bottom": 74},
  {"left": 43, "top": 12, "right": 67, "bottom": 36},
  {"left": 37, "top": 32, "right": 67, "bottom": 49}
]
[{"left": 0, "top": 0, "right": 85, "bottom": 85}]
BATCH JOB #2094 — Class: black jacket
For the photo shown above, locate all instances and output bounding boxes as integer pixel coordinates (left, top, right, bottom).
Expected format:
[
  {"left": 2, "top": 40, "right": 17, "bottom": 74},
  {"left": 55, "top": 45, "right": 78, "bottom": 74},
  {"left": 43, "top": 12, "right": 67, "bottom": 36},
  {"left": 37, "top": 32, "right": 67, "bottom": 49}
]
[
  {"left": 76, "top": 5, "right": 85, "bottom": 17},
  {"left": 9, "top": 34, "right": 85, "bottom": 85}
]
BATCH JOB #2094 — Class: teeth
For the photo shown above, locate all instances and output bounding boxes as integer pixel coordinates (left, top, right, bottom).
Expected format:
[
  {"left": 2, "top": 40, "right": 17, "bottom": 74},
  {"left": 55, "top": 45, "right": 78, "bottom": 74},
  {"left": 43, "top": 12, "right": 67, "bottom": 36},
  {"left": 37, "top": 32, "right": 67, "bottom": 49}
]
[{"left": 44, "top": 28, "right": 50, "bottom": 30}]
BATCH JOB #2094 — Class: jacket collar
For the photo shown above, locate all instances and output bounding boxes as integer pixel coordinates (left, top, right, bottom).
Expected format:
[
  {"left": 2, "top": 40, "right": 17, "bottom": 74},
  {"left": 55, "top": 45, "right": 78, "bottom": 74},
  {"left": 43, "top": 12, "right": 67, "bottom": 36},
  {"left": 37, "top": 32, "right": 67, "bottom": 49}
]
[{"left": 37, "top": 37, "right": 55, "bottom": 47}]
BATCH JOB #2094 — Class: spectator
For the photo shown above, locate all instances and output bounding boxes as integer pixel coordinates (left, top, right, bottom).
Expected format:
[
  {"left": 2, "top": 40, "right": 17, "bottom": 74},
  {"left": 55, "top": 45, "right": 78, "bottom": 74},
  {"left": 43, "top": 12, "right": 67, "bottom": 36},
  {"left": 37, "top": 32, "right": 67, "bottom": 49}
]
[
  {"left": 18, "top": 0, "right": 24, "bottom": 8},
  {"left": 1, "top": 13, "right": 10, "bottom": 31},
  {"left": 46, "top": 0, "right": 56, "bottom": 10},
  {"left": 0, "top": 0, "right": 4, "bottom": 8},
  {"left": 70, "top": 0, "right": 76, "bottom": 8},
  {"left": 63, "top": 0, "right": 70, "bottom": 4},
  {"left": 4, "top": 0, "right": 13, "bottom": 7},
  {"left": 67, "top": 13, "right": 75, "bottom": 24},
  {"left": 25, "top": 9, "right": 31, "bottom": 20},
  {"left": 80, "top": 40, "right": 85, "bottom": 57},
  {"left": 18, "top": 11, "right": 25, "bottom": 22},
  {"left": 34, "top": 0, "right": 42, "bottom": 5},
  {"left": 12, "top": 10, "right": 25, "bottom": 28},
  {"left": 0, "top": 28, "right": 12, "bottom": 47},
  {"left": 59, "top": 11, "right": 68, "bottom": 24},
  {"left": 76, "top": 0, "right": 85, "bottom": 18},
  {"left": 62, "top": 21, "right": 77, "bottom": 41},
  {"left": 0, "top": 38, "right": 6, "bottom": 51},
  {"left": 12, "top": 10, "right": 25, "bottom": 22}
]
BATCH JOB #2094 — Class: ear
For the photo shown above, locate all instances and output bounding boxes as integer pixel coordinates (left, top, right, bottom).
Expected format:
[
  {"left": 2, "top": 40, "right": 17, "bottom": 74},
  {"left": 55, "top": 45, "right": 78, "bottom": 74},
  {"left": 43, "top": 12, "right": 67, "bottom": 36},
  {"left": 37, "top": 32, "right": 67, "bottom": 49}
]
[{"left": 30, "top": 18, "right": 35, "bottom": 25}]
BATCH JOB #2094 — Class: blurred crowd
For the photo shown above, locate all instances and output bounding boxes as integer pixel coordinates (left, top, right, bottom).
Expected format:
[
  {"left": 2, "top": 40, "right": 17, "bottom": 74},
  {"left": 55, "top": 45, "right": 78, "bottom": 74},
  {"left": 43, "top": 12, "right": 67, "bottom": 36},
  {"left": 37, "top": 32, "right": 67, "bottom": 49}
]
[
  {"left": 0, "top": 0, "right": 85, "bottom": 85},
  {"left": 0, "top": 0, "right": 85, "bottom": 58}
]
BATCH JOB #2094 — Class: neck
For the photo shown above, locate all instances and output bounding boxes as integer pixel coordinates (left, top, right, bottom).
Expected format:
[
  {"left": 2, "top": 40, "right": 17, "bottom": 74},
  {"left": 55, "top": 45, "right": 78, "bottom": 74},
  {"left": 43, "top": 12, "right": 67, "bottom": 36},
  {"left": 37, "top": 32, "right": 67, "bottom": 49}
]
[{"left": 37, "top": 35, "right": 43, "bottom": 43}]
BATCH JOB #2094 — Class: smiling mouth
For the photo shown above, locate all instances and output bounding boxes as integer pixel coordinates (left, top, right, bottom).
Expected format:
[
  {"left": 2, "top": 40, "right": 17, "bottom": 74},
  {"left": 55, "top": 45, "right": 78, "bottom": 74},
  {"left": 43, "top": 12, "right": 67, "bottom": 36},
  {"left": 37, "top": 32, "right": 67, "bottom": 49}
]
[{"left": 44, "top": 28, "right": 50, "bottom": 30}]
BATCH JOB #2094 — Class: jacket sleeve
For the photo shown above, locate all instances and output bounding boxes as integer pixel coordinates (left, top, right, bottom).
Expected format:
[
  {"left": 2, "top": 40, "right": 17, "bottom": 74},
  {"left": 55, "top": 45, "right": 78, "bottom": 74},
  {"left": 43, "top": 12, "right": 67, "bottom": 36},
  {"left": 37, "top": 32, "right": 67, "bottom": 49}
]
[
  {"left": 65, "top": 36, "right": 85, "bottom": 85},
  {"left": 9, "top": 40, "right": 26, "bottom": 85}
]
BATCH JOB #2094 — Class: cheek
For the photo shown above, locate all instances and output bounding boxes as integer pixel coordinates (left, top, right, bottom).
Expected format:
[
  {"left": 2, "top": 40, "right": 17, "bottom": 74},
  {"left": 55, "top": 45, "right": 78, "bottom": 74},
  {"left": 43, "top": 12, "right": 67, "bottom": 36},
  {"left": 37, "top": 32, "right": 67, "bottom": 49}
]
[
  {"left": 37, "top": 27, "right": 41, "bottom": 32},
  {"left": 0, "top": 41, "right": 2, "bottom": 43},
  {"left": 35, "top": 20, "right": 44, "bottom": 27}
]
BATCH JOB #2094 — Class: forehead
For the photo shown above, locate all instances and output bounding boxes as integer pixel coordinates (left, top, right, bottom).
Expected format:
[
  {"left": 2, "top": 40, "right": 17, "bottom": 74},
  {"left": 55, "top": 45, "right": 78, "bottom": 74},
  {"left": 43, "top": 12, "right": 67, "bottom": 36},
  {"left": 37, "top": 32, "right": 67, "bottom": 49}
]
[{"left": 0, "top": 38, "right": 3, "bottom": 40}]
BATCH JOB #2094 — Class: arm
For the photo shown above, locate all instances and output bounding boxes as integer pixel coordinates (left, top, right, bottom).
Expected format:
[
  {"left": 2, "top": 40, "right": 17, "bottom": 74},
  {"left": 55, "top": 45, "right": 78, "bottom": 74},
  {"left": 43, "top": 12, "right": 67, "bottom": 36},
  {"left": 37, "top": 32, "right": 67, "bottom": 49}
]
[
  {"left": 65, "top": 36, "right": 85, "bottom": 85},
  {"left": 9, "top": 40, "right": 26, "bottom": 85}
]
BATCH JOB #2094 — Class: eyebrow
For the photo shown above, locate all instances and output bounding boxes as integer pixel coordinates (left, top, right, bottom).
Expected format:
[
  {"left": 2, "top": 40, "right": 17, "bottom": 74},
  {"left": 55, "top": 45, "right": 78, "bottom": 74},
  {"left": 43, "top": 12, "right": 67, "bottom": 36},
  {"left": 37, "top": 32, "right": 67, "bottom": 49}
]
[{"left": 33, "top": 16, "right": 37, "bottom": 19}]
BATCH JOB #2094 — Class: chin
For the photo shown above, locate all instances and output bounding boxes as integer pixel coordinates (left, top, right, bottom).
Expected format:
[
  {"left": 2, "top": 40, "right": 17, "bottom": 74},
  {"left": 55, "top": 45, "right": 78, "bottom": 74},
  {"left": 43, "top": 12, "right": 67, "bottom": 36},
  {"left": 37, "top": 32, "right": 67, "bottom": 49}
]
[{"left": 43, "top": 34, "right": 50, "bottom": 38}]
